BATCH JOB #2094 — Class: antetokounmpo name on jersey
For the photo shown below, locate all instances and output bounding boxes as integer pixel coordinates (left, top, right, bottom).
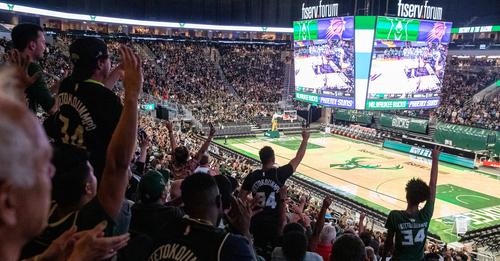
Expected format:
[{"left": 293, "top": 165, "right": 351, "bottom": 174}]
[
  {"left": 57, "top": 93, "right": 97, "bottom": 131},
  {"left": 149, "top": 244, "right": 198, "bottom": 261},
  {"left": 252, "top": 178, "right": 280, "bottom": 193},
  {"left": 398, "top": 222, "right": 428, "bottom": 230}
]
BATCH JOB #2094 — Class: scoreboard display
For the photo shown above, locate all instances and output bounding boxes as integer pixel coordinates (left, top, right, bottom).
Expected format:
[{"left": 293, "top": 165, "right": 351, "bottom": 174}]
[
  {"left": 294, "top": 17, "right": 355, "bottom": 109},
  {"left": 293, "top": 16, "right": 452, "bottom": 110}
]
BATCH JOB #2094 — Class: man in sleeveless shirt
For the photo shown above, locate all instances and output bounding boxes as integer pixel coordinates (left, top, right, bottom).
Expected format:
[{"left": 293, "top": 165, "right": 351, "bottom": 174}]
[{"left": 240, "top": 129, "right": 310, "bottom": 257}]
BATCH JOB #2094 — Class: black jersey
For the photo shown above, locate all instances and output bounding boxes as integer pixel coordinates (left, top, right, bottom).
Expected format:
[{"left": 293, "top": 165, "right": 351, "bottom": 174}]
[
  {"left": 148, "top": 217, "right": 255, "bottom": 261},
  {"left": 241, "top": 164, "right": 293, "bottom": 250},
  {"left": 242, "top": 164, "right": 293, "bottom": 217},
  {"left": 45, "top": 78, "right": 122, "bottom": 179}
]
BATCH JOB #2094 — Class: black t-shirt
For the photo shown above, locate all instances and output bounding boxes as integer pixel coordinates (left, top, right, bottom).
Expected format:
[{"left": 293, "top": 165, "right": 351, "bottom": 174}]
[
  {"left": 44, "top": 78, "right": 122, "bottom": 179},
  {"left": 21, "top": 198, "right": 130, "bottom": 259},
  {"left": 130, "top": 203, "right": 184, "bottom": 241},
  {"left": 149, "top": 217, "right": 255, "bottom": 261}
]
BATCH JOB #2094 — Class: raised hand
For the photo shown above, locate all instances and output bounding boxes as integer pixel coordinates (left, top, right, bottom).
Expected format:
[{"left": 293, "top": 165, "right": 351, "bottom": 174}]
[
  {"left": 432, "top": 146, "right": 442, "bottom": 160},
  {"left": 226, "top": 196, "right": 260, "bottom": 239},
  {"left": 322, "top": 196, "right": 332, "bottom": 210},
  {"left": 7, "top": 49, "right": 40, "bottom": 90},
  {"left": 68, "top": 221, "right": 130, "bottom": 261},
  {"left": 209, "top": 123, "right": 216, "bottom": 137},
  {"left": 165, "top": 120, "right": 173, "bottom": 132},
  {"left": 119, "top": 45, "right": 143, "bottom": 100},
  {"left": 138, "top": 131, "right": 150, "bottom": 149}
]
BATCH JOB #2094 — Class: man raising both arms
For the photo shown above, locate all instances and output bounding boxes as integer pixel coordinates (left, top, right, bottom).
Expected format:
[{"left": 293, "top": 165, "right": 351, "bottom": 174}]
[
  {"left": 240, "top": 129, "right": 310, "bottom": 259},
  {"left": 383, "top": 147, "right": 441, "bottom": 261}
]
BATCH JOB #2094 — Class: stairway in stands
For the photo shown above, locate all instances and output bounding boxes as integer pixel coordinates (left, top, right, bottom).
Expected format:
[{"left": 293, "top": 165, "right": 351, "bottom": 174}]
[
  {"left": 282, "top": 61, "right": 295, "bottom": 102},
  {"left": 209, "top": 48, "right": 242, "bottom": 102},
  {"left": 428, "top": 122, "right": 437, "bottom": 138},
  {"left": 134, "top": 43, "right": 156, "bottom": 61}
]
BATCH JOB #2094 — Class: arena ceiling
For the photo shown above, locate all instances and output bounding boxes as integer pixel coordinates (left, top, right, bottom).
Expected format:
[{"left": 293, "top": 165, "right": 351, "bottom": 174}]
[{"left": 5, "top": 0, "right": 500, "bottom": 27}]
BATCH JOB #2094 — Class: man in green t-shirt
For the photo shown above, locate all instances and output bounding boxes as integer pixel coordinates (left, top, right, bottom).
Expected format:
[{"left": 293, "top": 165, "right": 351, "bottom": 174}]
[
  {"left": 11, "top": 23, "right": 55, "bottom": 114},
  {"left": 382, "top": 148, "right": 441, "bottom": 261}
]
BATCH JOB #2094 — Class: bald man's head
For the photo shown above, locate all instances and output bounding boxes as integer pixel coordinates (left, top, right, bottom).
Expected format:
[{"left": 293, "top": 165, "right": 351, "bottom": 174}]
[
  {"left": 0, "top": 97, "right": 49, "bottom": 186},
  {"left": 0, "top": 96, "right": 54, "bottom": 258}
]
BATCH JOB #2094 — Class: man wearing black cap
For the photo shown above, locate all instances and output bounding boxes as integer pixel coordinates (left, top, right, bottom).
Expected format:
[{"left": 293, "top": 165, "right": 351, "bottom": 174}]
[
  {"left": 45, "top": 37, "right": 123, "bottom": 179},
  {"left": 130, "top": 170, "right": 183, "bottom": 241}
]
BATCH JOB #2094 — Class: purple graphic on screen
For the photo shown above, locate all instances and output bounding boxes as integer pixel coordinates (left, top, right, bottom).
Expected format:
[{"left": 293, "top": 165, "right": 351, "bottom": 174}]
[
  {"left": 417, "top": 21, "right": 452, "bottom": 43},
  {"left": 294, "top": 40, "right": 313, "bottom": 48},
  {"left": 407, "top": 98, "right": 440, "bottom": 109},
  {"left": 319, "top": 96, "right": 354, "bottom": 109},
  {"left": 318, "top": 17, "right": 354, "bottom": 40}
]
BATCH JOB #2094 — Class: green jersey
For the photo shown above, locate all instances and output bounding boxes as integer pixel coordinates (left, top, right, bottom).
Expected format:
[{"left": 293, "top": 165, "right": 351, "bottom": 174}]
[
  {"left": 26, "top": 62, "right": 54, "bottom": 113},
  {"left": 385, "top": 200, "right": 434, "bottom": 261}
]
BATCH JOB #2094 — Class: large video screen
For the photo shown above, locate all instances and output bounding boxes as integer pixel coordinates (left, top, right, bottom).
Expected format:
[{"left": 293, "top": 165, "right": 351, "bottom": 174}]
[
  {"left": 365, "top": 17, "right": 452, "bottom": 110},
  {"left": 293, "top": 17, "right": 355, "bottom": 109}
]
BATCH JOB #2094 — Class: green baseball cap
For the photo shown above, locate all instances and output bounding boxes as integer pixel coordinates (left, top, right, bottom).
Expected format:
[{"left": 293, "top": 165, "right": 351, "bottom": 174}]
[{"left": 139, "top": 170, "right": 167, "bottom": 203}]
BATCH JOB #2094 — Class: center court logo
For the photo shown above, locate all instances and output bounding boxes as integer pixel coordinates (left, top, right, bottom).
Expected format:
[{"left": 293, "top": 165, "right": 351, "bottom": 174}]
[{"left": 330, "top": 157, "right": 403, "bottom": 170}]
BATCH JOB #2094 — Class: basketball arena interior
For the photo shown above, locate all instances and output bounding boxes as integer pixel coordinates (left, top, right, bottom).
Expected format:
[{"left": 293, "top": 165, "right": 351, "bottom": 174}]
[{"left": 0, "top": 0, "right": 498, "bottom": 260}]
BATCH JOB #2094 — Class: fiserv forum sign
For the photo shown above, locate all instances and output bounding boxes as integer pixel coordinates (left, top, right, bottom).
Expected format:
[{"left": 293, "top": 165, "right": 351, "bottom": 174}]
[
  {"left": 301, "top": 0, "right": 339, "bottom": 20},
  {"left": 397, "top": 0, "right": 443, "bottom": 20}
]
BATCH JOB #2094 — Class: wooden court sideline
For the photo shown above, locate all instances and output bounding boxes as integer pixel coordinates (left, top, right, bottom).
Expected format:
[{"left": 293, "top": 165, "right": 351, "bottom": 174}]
[{"left": 229, "top": 134, "right": 500, "bottom": 220}]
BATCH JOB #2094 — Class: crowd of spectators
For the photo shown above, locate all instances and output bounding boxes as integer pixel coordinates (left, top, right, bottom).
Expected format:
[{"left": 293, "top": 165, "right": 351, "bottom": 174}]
[
  {"left": 0, "top": 23, "right": 485, "bottom": 261},
  {"left": 219, "top": 43, "right": 286, "bottom": 103},
  {"left": 389, "top": 58, "right": 499, "bottom": 130},
  {"left": 435, "top": 67, "right": 499, "bottom": 130}
]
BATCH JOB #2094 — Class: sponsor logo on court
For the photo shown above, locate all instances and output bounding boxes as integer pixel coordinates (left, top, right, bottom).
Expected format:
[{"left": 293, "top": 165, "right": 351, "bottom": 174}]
[
  {"left": 329, "top": 157, "right": 403, "bottom": 170},
  {"left": 358, "top": 149, "right": 393, "bottom": 159}
]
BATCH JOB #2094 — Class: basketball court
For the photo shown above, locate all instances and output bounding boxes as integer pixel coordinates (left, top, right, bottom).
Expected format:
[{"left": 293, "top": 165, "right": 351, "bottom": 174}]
[{"left": 216, "top": 133, "right": 500, "bottom": 242}]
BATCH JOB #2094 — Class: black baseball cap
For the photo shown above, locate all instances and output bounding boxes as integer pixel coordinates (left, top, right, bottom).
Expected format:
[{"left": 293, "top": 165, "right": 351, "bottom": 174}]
[{"left": 69, "top": 37, "right": 108, "bottom": 66}]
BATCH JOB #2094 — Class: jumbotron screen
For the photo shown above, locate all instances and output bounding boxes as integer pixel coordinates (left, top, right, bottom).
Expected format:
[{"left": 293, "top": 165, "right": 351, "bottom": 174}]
[
  {"left": 293, "top": 17, "right": 355, "bottom": 109},
  {"left": 293, "top": 16, "right": 452, "bottom": 110},
  {"left": 366, "top": 17, "right": 452, "bottom": 110}
]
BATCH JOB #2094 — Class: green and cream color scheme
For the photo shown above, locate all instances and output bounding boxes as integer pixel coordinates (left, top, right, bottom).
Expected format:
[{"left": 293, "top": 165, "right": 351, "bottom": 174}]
[
  {"left": 354, "top": 16, "right": 376, "bottom": 110},
  {"left": 216, "top": 133, "right": 500, "bottom": 243}
]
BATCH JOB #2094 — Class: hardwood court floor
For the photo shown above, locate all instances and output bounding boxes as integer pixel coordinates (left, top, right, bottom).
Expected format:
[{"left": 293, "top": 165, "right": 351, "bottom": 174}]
[{"left": 216, "top": 133, "right": 500, "bottom": 242}]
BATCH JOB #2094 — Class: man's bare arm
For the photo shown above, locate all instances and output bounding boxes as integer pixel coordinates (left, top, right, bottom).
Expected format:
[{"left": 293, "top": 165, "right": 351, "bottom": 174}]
[
  {"left": 98, "top": 46, "right": 142, "bottom": 219},
  {"left": 289, "top": 129, "right": 310, "bottom": 171}
]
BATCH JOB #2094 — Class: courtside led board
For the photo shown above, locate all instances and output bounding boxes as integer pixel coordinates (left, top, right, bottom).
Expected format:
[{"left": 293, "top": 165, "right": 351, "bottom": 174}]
[{"left": 293, "top": 16, "right": 452, "bottom": 110}]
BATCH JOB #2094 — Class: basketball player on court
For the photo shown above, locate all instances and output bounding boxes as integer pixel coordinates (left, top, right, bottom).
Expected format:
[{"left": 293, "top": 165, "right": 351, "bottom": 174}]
[
  {"left": 382, "top": 147, "right": 441, "bottom": 261},
  {"left": 240, "top": 129, "right": 310, "bottom": 258}
]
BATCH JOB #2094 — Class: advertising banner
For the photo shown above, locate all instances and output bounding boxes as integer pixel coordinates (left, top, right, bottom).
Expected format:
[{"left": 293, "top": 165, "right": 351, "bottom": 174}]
[
  {"left": 380, "top": 113, "right": 428, "bottom": 134},
  {"left": 335, "top": 109, "right": 373, "bottom": 124},
  {"left": 383, "top": 140, "right": 476, "bottom": 169}
]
